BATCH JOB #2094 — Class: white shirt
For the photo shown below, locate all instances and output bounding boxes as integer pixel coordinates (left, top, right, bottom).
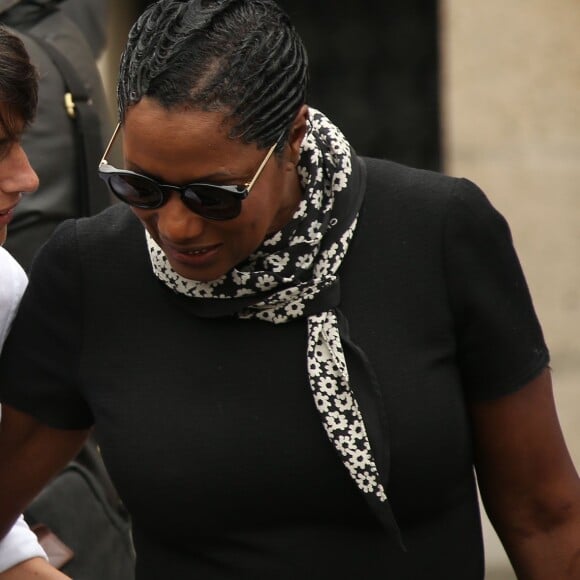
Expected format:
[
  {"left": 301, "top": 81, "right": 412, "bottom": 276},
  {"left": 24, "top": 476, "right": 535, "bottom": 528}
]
[
  {"left": 0, "top": 246, "right": 27, "bottom": 350},
  {"left": 0, "top": 246, "right": 47, "bottom": 571}
]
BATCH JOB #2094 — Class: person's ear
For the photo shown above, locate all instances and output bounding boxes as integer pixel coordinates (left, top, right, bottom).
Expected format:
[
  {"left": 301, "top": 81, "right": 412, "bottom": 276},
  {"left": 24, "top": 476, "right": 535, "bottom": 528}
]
[{"left": 286, "top": 105, "right": 309, "bottom": 165}]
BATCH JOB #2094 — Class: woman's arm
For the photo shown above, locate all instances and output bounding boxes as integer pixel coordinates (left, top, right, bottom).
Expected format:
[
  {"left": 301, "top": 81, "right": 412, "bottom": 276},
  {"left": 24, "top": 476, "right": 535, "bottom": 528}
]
[
  {"left": 0, "top": 557, "right": 70, "bottom": 579},
  {"left": 0, "top": 405, "right": 89, "bottom": 540},
  {"left": 470, "top": 367, "right": 580, "bottom": 579}
]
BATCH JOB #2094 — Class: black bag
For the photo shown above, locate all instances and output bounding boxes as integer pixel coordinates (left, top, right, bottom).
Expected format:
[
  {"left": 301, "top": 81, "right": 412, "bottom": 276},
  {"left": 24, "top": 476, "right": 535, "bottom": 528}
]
[{"left": 24, "top": 460, "right": 135, "bottom": 579}]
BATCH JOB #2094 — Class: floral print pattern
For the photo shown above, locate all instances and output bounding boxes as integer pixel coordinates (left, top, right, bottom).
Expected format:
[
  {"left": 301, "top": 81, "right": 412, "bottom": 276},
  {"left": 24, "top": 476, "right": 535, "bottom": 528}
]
[{"left": 147, "top": 109, "right": 388, "bottom": 507}]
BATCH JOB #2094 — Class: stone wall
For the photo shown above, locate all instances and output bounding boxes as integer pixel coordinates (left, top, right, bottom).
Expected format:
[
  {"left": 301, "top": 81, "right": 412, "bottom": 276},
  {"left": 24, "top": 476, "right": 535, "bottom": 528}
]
[
  {"left": 441, "top": 2, "right": 580, "bottom": 577},
  {"left": 441, "top": 0, "right": 580, "bottom": 365}
]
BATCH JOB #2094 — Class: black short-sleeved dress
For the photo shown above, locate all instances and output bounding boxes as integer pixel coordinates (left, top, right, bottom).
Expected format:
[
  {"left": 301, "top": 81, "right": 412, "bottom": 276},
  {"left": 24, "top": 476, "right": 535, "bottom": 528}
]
[{"left": 0, "top": 158, "right": 548, "bottom": 579}]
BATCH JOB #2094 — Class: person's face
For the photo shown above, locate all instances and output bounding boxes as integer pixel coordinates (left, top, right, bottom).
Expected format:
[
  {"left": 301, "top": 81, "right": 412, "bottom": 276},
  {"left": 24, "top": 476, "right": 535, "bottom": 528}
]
[
  {"left": 0, "top": 108, "right": 39, "bottom": 245},
  {"left": 123, "top": 98, "right": 308, "bottom": 282}
]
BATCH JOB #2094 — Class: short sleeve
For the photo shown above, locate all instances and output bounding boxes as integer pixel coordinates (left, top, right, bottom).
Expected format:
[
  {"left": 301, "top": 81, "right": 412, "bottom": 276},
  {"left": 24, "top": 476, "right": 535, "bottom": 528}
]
[
  {"left": 0, "top": 516, "right": 47, "bottom": 572},
  {"left": 0, "top": 220, "right": 94, "bottom": 429},
  {"left": 444, "top": 178, "right": 549, "bottom": 401}
]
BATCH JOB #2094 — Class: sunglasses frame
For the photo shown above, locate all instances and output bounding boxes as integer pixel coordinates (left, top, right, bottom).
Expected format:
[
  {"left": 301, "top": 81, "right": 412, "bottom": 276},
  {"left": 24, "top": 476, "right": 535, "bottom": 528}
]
[{"left": 98, "top": 123, "right": 281, "bottom": 221}]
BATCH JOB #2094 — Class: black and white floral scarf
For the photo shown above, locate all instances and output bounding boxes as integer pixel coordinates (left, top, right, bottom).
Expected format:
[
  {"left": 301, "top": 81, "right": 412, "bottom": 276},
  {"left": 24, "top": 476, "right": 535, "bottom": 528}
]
[{"left": 146, "top": 109, "right": 399, "bottom": 534}]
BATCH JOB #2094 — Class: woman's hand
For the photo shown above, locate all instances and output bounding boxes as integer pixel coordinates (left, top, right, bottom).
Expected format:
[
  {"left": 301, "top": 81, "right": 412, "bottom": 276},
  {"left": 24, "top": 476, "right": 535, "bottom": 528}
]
[
  {"left": 0, "top": 557, "right": 70, "bottom": 579},
  {"left": 470, "top": 367, "right": 580, "bottom": 579}
]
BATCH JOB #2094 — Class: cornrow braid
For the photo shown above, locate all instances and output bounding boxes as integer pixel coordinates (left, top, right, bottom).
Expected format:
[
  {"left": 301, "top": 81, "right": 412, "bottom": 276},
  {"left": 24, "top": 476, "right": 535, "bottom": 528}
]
[{"left": 118, "top": 0, "right": 308, "bottom": 151}]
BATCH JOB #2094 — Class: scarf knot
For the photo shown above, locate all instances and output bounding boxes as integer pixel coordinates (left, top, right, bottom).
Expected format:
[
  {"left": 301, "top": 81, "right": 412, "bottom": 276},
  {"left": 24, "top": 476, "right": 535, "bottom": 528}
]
[{"left": 147, "top": 109, "right": 398, "bottom": 532}]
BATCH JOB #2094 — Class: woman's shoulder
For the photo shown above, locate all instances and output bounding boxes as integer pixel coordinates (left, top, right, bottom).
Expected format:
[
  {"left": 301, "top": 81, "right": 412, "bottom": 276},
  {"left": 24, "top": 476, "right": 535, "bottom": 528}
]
[
  {"left": 76, "top": 203, "right": 141, "bottom": 236},
  {"left": 354, "top": 156, "right": 510, "bottom": 266},
  {"left": 27, "top": 204, "right": 143, "bottom": 281},
  {"left": 44, "top": 203, "right": 141, "bottom": 249},
  {"left": 361, "top": 156, "right": 488, "bottom": 215}
]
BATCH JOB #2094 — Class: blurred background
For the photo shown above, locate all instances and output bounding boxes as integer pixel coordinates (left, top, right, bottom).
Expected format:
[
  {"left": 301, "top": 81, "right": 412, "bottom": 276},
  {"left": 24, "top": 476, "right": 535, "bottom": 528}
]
[{"left": 101, "top": 2, "right": 580, "bottom": 578}]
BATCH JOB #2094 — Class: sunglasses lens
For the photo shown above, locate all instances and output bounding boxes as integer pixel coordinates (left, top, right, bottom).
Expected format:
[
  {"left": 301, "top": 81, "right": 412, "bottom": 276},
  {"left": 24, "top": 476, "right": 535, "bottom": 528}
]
[
  {"left": 99, "top": 166, "right": 245, "bottom": 220},
  {"left": 107, "top": 173, "right": 163, "bottom": 209},
  {"left": 182, "top": 185, "right": 243, "bottom": 220}
]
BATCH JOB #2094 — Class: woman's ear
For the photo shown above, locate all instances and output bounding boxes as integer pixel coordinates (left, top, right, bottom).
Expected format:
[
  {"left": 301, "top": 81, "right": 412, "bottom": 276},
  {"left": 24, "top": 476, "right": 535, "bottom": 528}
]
[{"left": 286, "top": 105, "right": 309, "bottom": 165}]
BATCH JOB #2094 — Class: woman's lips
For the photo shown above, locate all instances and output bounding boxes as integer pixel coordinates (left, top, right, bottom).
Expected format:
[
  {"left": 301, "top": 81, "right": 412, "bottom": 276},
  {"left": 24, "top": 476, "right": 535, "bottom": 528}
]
[
  {"left": 0, "top": 204, "right": 17, "bottom": 226},
  {"left": 164, "top": 243, "right": 222, "bottom": 267}
]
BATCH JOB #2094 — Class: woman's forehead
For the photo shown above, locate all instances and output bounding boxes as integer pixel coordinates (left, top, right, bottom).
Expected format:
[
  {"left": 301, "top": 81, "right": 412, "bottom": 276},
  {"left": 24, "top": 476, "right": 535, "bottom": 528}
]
[
  {"left": 122, "top": 98, "right": 263, "bottom": 155},
  {"left": 121, "top": 98, "right": 262, "bottom": 182},
  {"left": 124, "top": 98, "right": 228, "bottom": 140}
]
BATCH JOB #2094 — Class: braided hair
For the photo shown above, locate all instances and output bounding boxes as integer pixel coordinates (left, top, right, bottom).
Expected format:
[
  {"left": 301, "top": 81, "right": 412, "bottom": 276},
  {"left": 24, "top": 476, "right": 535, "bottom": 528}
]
[
  {"left": 118, "top": 0, "right": 308, "bottom": 151},
  {"left": 0, "top": 26, "right": 38, "bottom": 139}
]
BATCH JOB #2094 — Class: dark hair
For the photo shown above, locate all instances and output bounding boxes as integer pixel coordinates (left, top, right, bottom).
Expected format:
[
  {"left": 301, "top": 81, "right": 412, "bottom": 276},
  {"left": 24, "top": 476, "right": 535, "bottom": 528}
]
[
  {"left": 118, "top": 0, "right": 308, "bottom": 151},
  {"left": 0, "top": 26, "right": 38, "bottom": 139}
]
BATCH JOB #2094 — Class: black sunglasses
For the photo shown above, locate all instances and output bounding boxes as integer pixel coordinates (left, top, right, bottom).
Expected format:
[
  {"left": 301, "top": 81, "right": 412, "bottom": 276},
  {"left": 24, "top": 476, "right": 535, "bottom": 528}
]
[{"left": 98, "top": 124, "right": 280, "bottom": 221}]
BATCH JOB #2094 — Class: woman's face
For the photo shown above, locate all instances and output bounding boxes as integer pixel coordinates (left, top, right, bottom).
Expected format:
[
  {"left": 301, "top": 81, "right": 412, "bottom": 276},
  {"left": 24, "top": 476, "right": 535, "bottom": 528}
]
[
  {"left": 0, "top": 109, "right": 38, "bottom": 245},
  {"left": 123, "top": 98, "right": 307, "bottom": 282}
]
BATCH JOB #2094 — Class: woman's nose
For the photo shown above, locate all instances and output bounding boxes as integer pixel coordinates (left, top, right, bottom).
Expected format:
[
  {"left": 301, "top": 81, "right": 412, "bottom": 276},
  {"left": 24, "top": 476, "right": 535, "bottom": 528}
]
[{"left": 156, "top": 191, "right": 205, "bottom": 242}]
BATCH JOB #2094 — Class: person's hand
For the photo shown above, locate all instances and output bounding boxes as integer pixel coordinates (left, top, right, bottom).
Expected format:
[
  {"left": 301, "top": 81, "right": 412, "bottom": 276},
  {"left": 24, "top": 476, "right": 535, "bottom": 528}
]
[{"left": 0, "top": 557, "right": 70, "bottom": 579}]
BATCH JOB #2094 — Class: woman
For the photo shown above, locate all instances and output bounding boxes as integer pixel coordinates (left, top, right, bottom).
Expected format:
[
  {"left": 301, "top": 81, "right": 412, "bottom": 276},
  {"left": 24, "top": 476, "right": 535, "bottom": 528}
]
[
  {"left": 1, "top": 1, "right": 579, "bottom": 578},
  {"left": 0, "top": 25, "right": 69, "bottom": 580}
]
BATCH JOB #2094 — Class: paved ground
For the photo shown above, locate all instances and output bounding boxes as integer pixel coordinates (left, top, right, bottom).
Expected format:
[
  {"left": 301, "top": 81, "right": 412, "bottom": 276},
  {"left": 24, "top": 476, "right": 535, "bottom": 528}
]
[{"left": 481, "top": 359, "right": 580, "bottom": 579}]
